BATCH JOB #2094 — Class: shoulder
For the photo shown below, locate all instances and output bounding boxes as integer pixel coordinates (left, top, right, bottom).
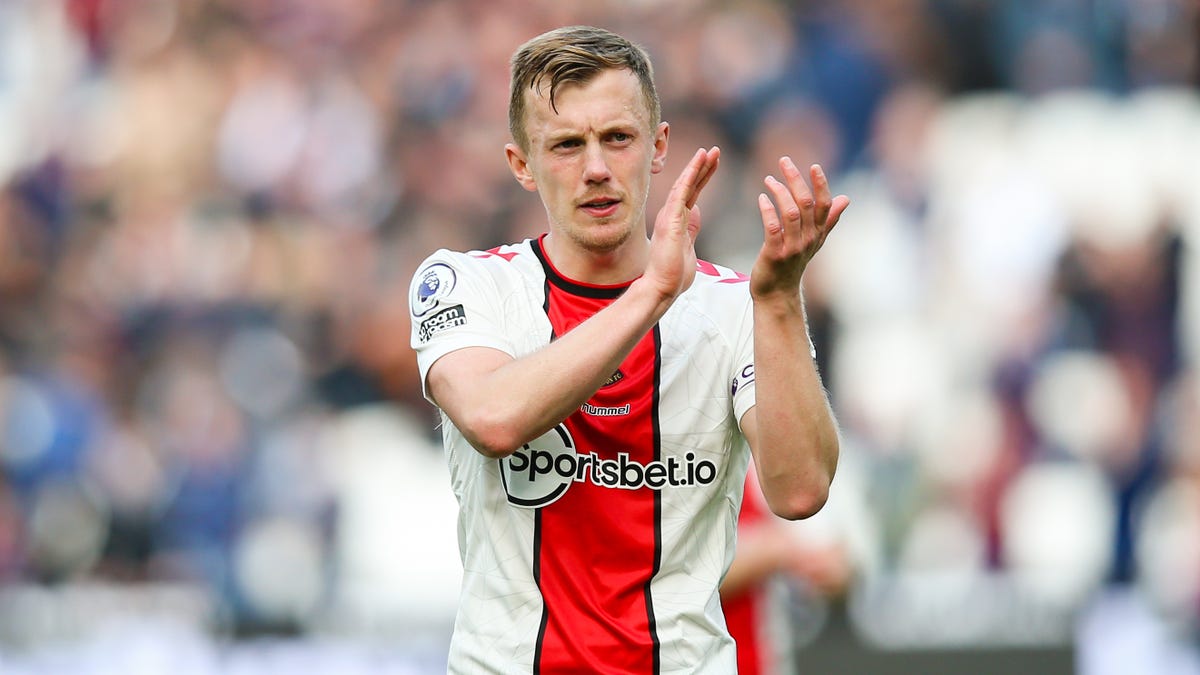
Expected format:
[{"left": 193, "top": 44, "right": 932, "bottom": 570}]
[
  {"left": 416, "top": 239, "right": 537, "bottom": 265},
  {"left": 414, "top": 241, "right": 532, "bottom": 274},
  {"left": 693, "top": 259, "right": 750, "bottom": 286},
  {"left": 410, "top": 241, "right": 539, "bottom": 303},
  {"left": 661, "top": 258, "right": 753, "bottom": 340},
  {"left": 687, "top": 258, "right": 752, "bottom": 307}
]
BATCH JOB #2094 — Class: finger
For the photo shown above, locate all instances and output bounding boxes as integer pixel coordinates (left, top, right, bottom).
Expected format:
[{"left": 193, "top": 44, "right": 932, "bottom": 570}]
[
  {"left": 809, "top": 164, "right": 834, "bottom": 229},
  {"left": 658, "top": 148, "right": 706, "bottom": 231},
  {"left": 687, "top": 204, "right": 702, "bottom": 241},
  {"left": 828, "top": 194, "right": 851, "bottom": 228},
  {"left": 666, "top": 148, "right": 709, "bottom": 215},
  {"left": 779, "top": 157, "right": 815, "bottom": 230},
  {"left": 764, "top": 175, "right": 800, "bottom": 236},
  {"left": 668, "top": 149, "right": 706, "bottom": 199},
  {"left": 685, "top": 147, "right": 721, "bottom": 209},
  {"left": 757, "top": 192, "right": 783, "bottom": 249}
]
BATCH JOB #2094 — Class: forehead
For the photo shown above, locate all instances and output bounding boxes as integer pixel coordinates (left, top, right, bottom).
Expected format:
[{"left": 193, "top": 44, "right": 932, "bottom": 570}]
[{"left": 523, "top": 68, "right": 652, "bottom": 138}]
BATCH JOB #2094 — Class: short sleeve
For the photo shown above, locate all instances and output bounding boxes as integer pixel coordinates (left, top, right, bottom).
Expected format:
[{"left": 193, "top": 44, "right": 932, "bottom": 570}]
[
  {"left": 409, "top": 250, "right": 516, "bottom": 402},
  {"left": 730, "top": 295, "right": 819, "bottom": 432},
  {"left": 731, "top": 294, "right": 757, "bottom": 429}
]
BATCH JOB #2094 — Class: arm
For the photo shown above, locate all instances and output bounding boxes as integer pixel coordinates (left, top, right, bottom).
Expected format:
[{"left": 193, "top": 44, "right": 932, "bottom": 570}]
[
  {"left": 742, "top": 158, "right": 849, "bottom": 520},
  {"left": 720, "top": 519, "right": 850, "bottom": 598},
  {"left": 427, "top": 282, "right": 669, "bottom": 457},
  {"left": 427, "top": 147, "right": 721, "bottom": 458},
  {"left": 720, "top": 519, "right": 800, "bottom": 597},
  {"left": 723, "top": 468, "right": 851, "bottom": 599}
]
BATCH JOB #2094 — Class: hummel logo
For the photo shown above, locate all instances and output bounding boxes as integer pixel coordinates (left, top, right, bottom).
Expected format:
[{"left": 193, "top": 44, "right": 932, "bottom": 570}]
[{"left": 581, "top": 402, "right": 630, "bottom": 417}]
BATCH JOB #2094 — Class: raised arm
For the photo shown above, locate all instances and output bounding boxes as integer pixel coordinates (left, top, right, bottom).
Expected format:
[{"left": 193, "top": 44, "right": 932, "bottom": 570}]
[
  {"left": 742, "top": 157, "right": 849, "bottom": 520},
  {"left": 425, "top": 147, "right": 720, "bottom": 458}
]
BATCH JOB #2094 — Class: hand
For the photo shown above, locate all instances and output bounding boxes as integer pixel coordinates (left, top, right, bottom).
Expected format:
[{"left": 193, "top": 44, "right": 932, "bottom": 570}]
[
  {"left": 781, "top": 538, "right": 852, "bottom": 596},
  {"left": 732, "top": 521, "right": 851, "bottom": 598},
  {"left": 751, "top": 157, "right": 849, "bottom": 301},
  {"left": 643, "top": 146, "right": 720, "bottom": 302}
]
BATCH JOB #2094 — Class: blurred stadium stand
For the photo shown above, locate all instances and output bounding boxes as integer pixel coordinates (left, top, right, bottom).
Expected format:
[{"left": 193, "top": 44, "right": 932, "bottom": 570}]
[{"left": 0, "top": 0, "right": 1198, "bottom": 673}]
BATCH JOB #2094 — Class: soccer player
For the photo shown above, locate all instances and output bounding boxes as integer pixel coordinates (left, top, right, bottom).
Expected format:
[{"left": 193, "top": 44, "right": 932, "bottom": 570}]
[{"left": 409, "top": 25, "right": 848, "bottom": 674}]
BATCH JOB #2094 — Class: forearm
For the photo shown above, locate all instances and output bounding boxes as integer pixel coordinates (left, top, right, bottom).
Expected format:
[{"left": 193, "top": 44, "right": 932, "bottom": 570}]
[
  {"left": 720, "top": 524, "right": 790, "bottom": 597},
  {"left": 750, "top": 293, "right": 839, "bottom": 519},
  {"left": 429, "top": 278, "right": 671, "bottom": 457}
]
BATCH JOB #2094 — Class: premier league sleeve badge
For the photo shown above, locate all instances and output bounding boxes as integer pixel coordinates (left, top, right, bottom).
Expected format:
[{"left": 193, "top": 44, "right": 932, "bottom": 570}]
[{"left": 410, "top": 262, "right": 457, "bottom": 317}]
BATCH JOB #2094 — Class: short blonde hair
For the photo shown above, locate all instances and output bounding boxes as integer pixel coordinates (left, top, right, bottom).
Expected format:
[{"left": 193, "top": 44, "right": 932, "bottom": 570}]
[{"left": 508, "top": 25, "right": 661, "bottom": 152}]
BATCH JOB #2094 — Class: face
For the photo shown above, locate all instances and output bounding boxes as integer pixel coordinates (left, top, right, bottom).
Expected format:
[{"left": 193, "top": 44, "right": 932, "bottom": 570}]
[{"left": 506, "top": 68, "right": 668, "bottom": 255}]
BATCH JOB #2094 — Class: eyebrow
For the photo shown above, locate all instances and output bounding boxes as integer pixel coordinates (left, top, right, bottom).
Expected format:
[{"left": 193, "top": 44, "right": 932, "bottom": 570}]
[{"left": 544, "top": 122, "right": 639, "bottom": 145}]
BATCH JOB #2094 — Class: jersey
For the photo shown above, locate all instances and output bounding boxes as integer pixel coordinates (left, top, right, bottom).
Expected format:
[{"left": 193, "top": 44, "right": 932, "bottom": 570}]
[
  {"left": 721, "top": 471, "right": 776, "bottom": 675},
  {"left": 409, "top": 235, "right": 759, "bottom": 674}
]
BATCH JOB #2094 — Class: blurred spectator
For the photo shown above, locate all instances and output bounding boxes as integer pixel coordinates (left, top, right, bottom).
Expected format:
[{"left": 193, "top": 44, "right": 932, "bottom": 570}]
[{"left": 722, "top": 466, "right": 851, "bottom": 675}]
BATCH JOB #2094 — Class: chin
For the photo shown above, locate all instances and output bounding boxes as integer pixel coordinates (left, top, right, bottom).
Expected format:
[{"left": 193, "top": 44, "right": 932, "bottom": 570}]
[{"left": 573, "top": 222, "right": 633, "bottom": 254}]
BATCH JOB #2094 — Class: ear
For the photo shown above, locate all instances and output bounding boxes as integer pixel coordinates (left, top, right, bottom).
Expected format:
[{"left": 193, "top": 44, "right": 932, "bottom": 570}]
[
  {"left": 505, "top": 143, "right": 538, "bottom": 192},
  {"left": 650, "top": 121, "right": 670, "bottom": 174}
]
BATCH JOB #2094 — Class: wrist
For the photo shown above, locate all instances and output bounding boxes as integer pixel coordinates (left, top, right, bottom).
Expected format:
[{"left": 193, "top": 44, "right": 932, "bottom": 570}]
[
  {"left": 626, "top": 277, "right": 676, "bottom": 320},
  {"left": 751, "top": 288, "right": 805, "bottom": 317},
  {"left": 749, "top": 262, "right": 807, "bottom": 307}
]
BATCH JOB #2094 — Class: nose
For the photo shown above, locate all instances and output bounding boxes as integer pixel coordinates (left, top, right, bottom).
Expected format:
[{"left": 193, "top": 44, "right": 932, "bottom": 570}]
[{"left": 582, "top": 144, "right": 612, "bottom": 184}]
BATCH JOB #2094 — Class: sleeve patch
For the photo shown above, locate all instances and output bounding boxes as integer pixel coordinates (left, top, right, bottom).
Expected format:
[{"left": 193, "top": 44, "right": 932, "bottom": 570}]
[
  {"left": 417, "top": 304, "right": 468, "bottom": 342},
  {"left": 410, "top": 263, "right": 458, "bottom": 317},
  {"left": 731, "top": 363, "right": 755, "bottom": 396}
]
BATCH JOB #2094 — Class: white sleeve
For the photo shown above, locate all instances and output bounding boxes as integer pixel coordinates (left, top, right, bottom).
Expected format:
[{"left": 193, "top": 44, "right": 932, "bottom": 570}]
[
  {"left": 731, "top": 292, "right": 757, "bottom": 430},
  {"left": 409, "top": 250, "right": 516, "bottom": 402},
  {"left": 731, "top": 293, "right": 819, "bottom": 432}
]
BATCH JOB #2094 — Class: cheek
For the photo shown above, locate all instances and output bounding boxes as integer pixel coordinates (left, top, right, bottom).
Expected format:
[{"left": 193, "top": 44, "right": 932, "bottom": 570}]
[
  {"left": 633, "top": 156, "right": 655, "bottom": 190},
  {"left": 541, "top": 157, "right": 579, "bottom": 185}
]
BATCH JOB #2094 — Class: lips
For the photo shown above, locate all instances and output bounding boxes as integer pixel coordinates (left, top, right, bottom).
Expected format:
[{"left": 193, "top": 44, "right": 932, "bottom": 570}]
[{"left": 579, "top": 197, "right": 621, "bottom": 217}]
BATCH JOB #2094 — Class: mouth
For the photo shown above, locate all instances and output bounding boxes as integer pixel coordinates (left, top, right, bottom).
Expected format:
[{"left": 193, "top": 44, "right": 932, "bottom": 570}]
[{"left": 578, "top": 197, "right": 621, "bottom": 218}]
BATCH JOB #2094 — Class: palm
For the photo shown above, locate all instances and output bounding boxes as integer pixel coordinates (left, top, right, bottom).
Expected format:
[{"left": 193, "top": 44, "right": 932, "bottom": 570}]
[{"left": 752, "top": 158, "right": 849, "bottom": 300}]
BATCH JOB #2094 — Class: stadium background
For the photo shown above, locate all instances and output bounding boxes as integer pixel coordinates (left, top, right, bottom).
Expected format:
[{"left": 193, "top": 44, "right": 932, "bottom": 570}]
[{"left": 1, "top": 0, "right": 1198, "bottom": 673}]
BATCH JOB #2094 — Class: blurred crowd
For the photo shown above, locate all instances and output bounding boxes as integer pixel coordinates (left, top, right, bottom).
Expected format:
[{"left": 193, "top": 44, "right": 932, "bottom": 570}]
[{"left": 1, "top": 0, "right": 1198, "bottom": 669}]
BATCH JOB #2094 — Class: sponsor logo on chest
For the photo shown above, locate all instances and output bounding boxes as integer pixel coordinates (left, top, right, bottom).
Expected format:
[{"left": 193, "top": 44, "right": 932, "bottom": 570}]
[
  {"left": 580, "top": 402, "right": 630, "bottom": 417},
  {"left": 499, "top": 424, "right": 718, "bottom": 508}
]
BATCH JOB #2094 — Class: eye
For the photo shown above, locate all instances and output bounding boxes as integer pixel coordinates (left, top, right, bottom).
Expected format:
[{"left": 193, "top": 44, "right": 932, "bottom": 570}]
[
  {"left": 609, "top": 132, "right": 632, "bottom": 143},
  {"left": 555, "top": 139, "right": 582, "bottom": 150}
]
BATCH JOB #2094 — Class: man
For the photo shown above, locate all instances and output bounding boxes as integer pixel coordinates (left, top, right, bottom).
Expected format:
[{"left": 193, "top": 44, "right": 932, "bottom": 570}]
[{"left": 409, "top": 25, "right": 848, "bottom": 674}]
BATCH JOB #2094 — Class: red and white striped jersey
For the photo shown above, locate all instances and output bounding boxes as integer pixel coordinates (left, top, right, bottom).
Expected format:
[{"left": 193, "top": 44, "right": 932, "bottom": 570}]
[{"left": 410, "top": 235, "right": 758, "bottom": 674}]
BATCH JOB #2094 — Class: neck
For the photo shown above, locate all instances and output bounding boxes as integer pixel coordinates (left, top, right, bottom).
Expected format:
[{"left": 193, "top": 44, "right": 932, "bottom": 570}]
[{"left": 542, "top": 231, "right": 650, "bottom": 285}]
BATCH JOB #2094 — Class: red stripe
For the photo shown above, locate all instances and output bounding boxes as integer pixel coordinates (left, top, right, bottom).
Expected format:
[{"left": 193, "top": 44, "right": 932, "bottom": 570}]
[{"left": 536, "top": 285, "right": 659, "bottom": 673}]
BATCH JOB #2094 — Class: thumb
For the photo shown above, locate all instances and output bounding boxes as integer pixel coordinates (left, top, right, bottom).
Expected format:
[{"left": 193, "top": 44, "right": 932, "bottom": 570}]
[{"left": 687, "top": 204, "right": 702, "bottom": 241}]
